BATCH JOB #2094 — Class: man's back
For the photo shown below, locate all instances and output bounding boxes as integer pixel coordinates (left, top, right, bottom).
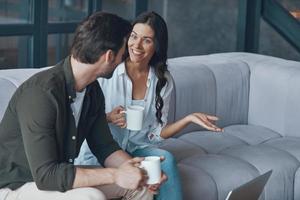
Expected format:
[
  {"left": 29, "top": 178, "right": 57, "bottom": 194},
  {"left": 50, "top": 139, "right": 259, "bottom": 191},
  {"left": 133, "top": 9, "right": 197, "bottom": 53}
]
[
  {"left": 0, "top": 61, "right": 68, "bottom": 190},
  {"left": 0, "top": 57, "right": 121, "bottom": 192}
]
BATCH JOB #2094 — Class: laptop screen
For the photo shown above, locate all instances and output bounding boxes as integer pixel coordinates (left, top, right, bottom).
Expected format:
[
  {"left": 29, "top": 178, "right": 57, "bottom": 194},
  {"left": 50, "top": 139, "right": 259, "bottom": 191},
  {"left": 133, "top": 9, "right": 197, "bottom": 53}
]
[{"left": 225, "top": 170, "right": 272, "bottom": 200}]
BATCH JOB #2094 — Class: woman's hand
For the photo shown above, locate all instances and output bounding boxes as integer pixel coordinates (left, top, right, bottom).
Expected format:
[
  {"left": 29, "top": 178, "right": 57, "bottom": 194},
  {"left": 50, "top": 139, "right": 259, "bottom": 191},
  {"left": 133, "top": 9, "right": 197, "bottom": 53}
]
[
  {"left": 106, "top": 106, "right": 126, "bottom": 128},
  {"left": 188, "top": 113, "right": 223, "bottom": 132}
]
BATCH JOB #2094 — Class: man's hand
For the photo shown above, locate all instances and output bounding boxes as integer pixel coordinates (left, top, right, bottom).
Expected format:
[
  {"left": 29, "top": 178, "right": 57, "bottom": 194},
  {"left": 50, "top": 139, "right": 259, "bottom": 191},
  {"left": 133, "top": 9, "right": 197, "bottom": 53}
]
[
  {"left": 147, "top": 172, "right": 167, "bottom": 194},
  {"left": 106, "top": 106, "right": 126, "bottom": 128},
  {"left": 113, "top": 157, "right": 147, "bottom": 190},
  {"left": 146, "top": 156, "right": 168, "bottom": 194}
]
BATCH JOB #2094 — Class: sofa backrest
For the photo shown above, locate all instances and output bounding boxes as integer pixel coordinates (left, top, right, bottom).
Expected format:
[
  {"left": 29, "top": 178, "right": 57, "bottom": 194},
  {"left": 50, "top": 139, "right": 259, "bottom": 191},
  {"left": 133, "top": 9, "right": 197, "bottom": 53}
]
[
  {"left": 1, "top": 53, "right": 299, "bottom": 138},
  {"left": 167, "top": 55, "right": 250, "bottom": 136},
  {"left": 208, "top": 53, "right": 300, "bottom": 137},
  {"left": 0, "top": 68, "right": 46, "bottom": 121},
  {"left": 0, "top": 57, "right": 251, "bottom": 137}
]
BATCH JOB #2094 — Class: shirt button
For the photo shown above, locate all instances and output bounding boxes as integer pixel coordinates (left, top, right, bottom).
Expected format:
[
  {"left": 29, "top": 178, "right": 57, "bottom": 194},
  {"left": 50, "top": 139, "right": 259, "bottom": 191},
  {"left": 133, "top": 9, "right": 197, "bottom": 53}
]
[
  {"left": 69, "top": 96, "right": 72, "bottom": 99},
  {"left": 72, "top": 112, "right": 75, "bottom": 115},
  {"left": 72, "top": 136, "right": 76, "bottom": 140},
  {"left": 68, "top": 158, "right": 73, "bottom": 163}
]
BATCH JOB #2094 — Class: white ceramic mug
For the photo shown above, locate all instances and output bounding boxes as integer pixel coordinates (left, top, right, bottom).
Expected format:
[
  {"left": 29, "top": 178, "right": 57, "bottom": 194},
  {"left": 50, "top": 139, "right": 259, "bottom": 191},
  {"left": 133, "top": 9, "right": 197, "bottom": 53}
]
[
  {"left": 122, "top": 105, "right": 144, "bottom": 131},
  {"left": 140, "top": 156, "right": 161, "bottom": 184}
]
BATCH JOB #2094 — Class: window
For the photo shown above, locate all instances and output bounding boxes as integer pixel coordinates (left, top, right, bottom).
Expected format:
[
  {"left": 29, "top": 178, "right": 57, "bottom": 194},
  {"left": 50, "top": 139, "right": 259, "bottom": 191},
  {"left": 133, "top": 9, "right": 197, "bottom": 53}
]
[
  {"left": 0, "top": 36, "right": 32, "bottom": 69},
  {"left": 0, "top": 0, "right": 147, "bottom": 69},
  {"left": 102, "top": 0, "right": 135, "bottom": 20},
  {"left": 0, "top": 0, "right": 33, "bottom": 24},
  {"left": 48, "top": 0, "right": 88, "bottom": 22},
  {"left": 48, "top": 33, "right": 74, "bottom": 66},
  {"left": 276, "top": 0, "right": 300, "bottom": 21}
]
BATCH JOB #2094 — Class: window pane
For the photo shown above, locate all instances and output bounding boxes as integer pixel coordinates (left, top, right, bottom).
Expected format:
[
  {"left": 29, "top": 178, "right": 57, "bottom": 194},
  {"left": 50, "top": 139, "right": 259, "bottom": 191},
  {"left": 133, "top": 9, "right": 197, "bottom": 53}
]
[
  {"left": 0, "top": 36, "right": 32, "bottom": 69},
  {"left": 48, "top": 34, "right": 74, "bottom": 66},
  {"left": 48, "top": 0, "right": 88, "bottom": 22},
  {"left": 102, "top": 0, "right": 134, "bottom": 20},
  {"left": 0, "top": 0, "right": 33, "bottom": 24}
]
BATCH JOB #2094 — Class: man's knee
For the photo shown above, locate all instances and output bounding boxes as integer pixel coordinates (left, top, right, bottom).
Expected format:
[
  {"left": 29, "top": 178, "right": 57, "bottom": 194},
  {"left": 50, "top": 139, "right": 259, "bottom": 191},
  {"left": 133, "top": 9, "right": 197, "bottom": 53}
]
[
  {"left": 128, "top": 187, "right": 153, "bottom": 200},
  {"left": 66, "top": 187, "right": 107, "bottom": 200}
]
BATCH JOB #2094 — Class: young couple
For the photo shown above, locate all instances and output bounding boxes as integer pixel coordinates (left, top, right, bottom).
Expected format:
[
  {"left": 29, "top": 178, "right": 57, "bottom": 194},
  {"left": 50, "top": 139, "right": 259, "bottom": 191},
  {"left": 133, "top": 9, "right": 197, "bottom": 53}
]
[
  {"left": 0, "top": 11, "right": 221, "bottom": 200},
  {"left": 76, "top": 11, "right": 223, "bottom": 200}
]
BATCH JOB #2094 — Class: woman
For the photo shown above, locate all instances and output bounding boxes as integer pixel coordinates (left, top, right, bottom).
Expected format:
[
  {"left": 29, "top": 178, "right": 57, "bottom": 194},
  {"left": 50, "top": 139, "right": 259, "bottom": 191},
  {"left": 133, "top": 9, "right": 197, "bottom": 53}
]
[{"left": 76, "top": 11, "right": 222, "bottom": 200}]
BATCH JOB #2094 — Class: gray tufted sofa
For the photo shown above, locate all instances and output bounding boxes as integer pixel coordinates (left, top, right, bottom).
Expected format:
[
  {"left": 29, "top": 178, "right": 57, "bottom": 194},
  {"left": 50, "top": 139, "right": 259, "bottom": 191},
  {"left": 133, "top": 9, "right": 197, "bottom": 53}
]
[
  {"left": 1, "top": 53, "right": 300, "bottom": 200},
  {"left": 160, "top": 52, "right": 300, "bottom": 200}
]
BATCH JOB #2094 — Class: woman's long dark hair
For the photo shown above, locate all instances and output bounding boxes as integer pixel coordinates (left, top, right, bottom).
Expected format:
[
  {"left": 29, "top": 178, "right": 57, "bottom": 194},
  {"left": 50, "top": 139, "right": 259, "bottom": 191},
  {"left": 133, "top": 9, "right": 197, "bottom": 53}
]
[{"left": 132, "top": 11, "right": 169, "bottom": 125}]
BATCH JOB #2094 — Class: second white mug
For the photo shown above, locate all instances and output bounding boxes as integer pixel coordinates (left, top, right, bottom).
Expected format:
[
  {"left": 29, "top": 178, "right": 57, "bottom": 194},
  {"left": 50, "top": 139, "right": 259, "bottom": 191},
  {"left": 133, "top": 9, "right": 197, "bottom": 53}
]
[{"left": 140, "top": 156, "right": 161, "bottom": 184}]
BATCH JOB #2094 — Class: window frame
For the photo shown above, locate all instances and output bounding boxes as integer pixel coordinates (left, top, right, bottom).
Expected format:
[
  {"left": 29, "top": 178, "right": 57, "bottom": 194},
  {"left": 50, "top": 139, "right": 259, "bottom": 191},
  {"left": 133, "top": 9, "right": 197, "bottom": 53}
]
[{"left": 0, "top": 0, "right": 148, "bottom": 68}]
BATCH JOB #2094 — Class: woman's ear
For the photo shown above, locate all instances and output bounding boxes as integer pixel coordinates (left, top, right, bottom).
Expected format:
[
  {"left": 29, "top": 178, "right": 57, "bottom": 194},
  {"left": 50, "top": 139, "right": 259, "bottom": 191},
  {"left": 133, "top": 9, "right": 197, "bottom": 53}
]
[{"left": 104, "top": 49, "right": 115, "bottom": 63}]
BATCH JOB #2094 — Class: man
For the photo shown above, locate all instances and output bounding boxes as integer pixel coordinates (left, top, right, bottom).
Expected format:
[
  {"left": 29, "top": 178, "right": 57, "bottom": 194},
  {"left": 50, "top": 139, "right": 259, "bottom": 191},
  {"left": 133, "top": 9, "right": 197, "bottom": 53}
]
[{"left": 0, "top": 12, "right": 161, "bottom": 200}]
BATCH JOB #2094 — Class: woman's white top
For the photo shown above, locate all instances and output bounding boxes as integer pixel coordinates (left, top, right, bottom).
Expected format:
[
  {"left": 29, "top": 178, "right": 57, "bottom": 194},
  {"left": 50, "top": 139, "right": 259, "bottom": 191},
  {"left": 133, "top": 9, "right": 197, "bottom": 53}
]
[{"left": 98, "top": 62, "right": 173, "bottom": 153}]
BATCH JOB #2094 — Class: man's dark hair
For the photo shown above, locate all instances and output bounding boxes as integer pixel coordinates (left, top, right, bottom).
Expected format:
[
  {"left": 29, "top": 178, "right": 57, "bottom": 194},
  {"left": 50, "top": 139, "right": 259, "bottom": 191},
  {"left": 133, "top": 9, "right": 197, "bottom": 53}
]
[{"left": 71, "top": 12, "right": 132, "bottom": 64}]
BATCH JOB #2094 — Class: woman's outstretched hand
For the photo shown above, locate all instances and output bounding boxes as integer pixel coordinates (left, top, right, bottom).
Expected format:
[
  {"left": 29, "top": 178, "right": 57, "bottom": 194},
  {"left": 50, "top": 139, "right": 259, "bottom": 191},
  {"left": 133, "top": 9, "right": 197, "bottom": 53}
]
[
  {"left": 188, "top": 113, "right": 223, "bottom": 132},
  {"left": 106, "top": 106, "right": 127, "bottom": 128}
]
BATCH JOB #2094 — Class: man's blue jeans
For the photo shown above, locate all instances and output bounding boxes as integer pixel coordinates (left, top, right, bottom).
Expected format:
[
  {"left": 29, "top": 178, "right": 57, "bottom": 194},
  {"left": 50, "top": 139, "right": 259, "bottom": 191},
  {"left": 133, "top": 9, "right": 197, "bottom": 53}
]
[{"left": 132, "top": 148, "right": 183, "bottom": 200}]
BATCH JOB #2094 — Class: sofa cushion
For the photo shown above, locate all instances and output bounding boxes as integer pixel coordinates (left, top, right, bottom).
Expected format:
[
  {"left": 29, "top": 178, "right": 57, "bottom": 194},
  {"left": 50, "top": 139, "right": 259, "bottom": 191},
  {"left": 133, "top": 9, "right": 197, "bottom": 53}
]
[
  {"left": 0, "top": 78, "right": 18, "bottom": 121},
  {"left": 158, "top": 138, "right": 206, "bottom": 162},
  {"left": 178, "top": 131, "right": 247, "bottom": 154},
  {"left": 180, "top": 154, "right": 261, "bottom": 200},
  {"left": 224, "top": 124, "right": 281, "bottom": 145},
  {"left": 168, "top": 57, "right": 250, "bottom": 136},
  {"left": 248, "top": 64, "right": 300, "bottom": 138},
  {"left": 221, "top": 145, "right": 299, "bottom": 200},
  {"left": 178, "top": 163, "right": 218, "bottom": 200},
  {"left": 265, "top": 137, "right": 300, "bottom": 161},
  {"left": 0, "top": 68, "right": 49, "bottom": 121},
  {"left": 294, "top": 167, "right": 300, "bottom": 200}
]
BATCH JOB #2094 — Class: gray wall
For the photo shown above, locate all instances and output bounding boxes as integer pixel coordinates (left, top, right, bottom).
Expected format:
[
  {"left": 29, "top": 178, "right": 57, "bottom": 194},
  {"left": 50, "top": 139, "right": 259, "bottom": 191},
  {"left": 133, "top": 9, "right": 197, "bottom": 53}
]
[
  {"left": 149, "top": 0, "right": 300, "bottom": 61},
  {"left": 259, "top": 20, "right": 300, "bottom": 61}
]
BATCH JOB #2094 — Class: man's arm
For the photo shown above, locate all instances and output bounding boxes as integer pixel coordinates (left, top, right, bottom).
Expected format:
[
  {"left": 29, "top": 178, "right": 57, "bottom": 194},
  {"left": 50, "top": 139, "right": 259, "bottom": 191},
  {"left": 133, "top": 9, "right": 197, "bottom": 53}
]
[
  {"left": 72, "top": 149, "right": 133, "bottom": 188},
  {"left": 73, "top": 157, "right": 146, "bottom": 190},
  {"left": 73, "top": 167, "right": 115, "bottom": 188},
  {"left": 104, "top": 150, "right": 132, "bottom": 167}
]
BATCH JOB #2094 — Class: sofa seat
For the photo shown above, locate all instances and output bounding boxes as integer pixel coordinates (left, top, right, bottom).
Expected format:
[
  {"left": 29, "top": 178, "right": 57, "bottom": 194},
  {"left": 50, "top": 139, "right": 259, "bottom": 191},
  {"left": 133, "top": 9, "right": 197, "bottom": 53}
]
[
  {"left": 265, "top": 137, "right": 300, "bottom": 162},
  {"left": 160, "top": 126, "right": 299, "bottom": 200}
]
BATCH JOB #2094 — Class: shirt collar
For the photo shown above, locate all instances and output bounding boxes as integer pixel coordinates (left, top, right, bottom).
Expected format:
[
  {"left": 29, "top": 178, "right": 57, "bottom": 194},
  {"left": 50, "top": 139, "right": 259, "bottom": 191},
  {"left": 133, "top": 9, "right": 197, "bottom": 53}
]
[
  {"left": 117, "top": 62, "right": 126, "bottom": 76},
  {"left": 117, "top": 61, "right": 155, "bottom": 82},
  {"left": 62, "top": 56, "right": 76, "bottom": 102}
]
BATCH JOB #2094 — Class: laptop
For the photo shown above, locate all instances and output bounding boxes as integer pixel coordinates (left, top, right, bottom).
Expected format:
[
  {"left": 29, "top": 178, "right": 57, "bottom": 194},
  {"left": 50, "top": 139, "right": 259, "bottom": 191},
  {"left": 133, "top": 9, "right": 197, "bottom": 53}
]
[{"left": 225, "top": 170, "right": 272, "bottom": 200}]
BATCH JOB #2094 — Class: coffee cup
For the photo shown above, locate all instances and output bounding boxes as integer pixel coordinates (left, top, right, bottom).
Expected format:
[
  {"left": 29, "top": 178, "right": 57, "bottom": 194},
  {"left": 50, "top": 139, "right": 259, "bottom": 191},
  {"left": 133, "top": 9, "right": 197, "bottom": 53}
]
[
  {"left": 140, "top": 156, "right": 161, "bottom": 184},
  {"left": 122, "top": 105, "right": 144, "bottom": 131}
]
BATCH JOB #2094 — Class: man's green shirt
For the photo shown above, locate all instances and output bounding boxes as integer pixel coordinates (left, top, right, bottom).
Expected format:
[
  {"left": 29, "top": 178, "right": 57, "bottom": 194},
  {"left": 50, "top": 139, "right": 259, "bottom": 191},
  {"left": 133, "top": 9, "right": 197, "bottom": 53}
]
[{"left": 0, "top": 57, "right": 121, "bottom": 192}]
